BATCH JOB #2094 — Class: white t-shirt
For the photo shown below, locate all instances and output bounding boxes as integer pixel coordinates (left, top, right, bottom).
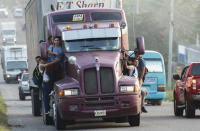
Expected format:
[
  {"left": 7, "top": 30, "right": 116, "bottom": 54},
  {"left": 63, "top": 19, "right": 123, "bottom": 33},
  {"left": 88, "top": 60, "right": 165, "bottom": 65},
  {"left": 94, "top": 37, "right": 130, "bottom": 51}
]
[
  {"left": 129, "top": 65, "right": 138, "bottom": 78},
  {"left": 39, "top": 64, "right": 49, "bottom": 82}
]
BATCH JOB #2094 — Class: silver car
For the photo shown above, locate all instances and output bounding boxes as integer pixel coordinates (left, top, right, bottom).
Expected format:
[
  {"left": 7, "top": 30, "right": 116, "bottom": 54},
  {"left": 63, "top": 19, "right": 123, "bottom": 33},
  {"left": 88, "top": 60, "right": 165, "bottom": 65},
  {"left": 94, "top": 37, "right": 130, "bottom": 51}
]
[{"left": 18, "top": 72, "right": 30, "bottom": 100}]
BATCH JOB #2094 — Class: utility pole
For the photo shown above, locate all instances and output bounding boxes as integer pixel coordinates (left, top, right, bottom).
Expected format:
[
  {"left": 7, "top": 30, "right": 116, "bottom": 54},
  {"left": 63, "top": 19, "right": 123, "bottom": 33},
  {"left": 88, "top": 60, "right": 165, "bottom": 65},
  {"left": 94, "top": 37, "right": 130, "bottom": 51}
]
[
  {"left": 168, "top": 0, "right": 174, "bottom": 89},
  {"left": 136, "top": 0, "right": 139, "bottom": 15},
  {"left": 196, "top": 33, "right": 199, "bottom": 47}
]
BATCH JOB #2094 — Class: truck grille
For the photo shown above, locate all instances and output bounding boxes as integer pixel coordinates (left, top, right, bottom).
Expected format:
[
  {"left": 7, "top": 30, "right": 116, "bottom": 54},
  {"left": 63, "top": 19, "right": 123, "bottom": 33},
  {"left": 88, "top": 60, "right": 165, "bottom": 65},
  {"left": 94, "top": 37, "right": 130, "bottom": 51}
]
[
  {"left": 84, "top": 68, "right": 98, "bottom": 94},
  {"left": 100, "top": 67, "right": 114, "bottom": 93},
  {"left": 84, "top": 67, "right": 115, "bottom": 95},
  {"left": 85, "top": 102, "right": 115, "bottom": 108},
  {"left": 6, "top": 38, "right": 14, "bottom": 42}
]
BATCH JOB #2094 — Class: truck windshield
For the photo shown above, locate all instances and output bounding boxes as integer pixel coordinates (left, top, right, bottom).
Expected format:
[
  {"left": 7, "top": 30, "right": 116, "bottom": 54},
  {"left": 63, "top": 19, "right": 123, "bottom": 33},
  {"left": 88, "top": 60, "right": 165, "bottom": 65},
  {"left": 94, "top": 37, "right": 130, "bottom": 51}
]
[
  {"left": 191, "top": 64, "right": 200, "bottom": 75},
  {"left": 2, "top": 30, "right": 15, "bottom": 35},
  {"left": 7, "top": 61, "right": 27, "bottom": 70},
  {"left": 91, "top": 12, "right": 122, "bottom": 21},
  {"left": 64, "top": 37, "right": 120, "bottom": 52},
  {"left": 144, "top": 59, "right": 163, "bottom": 73}
]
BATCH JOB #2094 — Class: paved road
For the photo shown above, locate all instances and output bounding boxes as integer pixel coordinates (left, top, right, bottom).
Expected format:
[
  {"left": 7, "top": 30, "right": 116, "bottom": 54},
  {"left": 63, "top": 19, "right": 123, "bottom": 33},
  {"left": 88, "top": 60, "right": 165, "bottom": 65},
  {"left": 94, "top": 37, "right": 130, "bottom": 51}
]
[{"left": 1, "top": 65, "right": 200, "bottom": 131}]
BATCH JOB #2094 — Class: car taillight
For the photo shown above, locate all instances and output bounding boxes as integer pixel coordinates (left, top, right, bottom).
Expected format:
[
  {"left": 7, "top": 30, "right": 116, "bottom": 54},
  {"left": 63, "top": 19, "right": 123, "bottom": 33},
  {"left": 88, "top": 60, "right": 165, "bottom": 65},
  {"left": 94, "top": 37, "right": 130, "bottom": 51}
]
[
  {"left": 192, "top": 79, "right": 196, "bottom": 90},
  {"left": 157, "top": 85, "right": 166, "bottom": 92}
]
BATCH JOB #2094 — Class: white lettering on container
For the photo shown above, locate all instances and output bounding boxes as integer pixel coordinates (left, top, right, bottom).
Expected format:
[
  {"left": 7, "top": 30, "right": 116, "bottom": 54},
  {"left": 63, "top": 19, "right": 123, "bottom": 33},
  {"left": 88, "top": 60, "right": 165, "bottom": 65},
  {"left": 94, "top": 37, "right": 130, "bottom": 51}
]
[{"left": 57, "top": 1, "right": 105, "bottom": 10}]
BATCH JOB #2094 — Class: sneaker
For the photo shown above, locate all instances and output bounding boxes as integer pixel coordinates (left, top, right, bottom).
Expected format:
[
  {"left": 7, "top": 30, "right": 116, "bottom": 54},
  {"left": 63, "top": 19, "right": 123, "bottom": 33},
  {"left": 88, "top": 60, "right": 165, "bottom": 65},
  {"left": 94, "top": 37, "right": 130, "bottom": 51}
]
[{"left": 141, "top": 107, "right": 148, "bottom": 113}]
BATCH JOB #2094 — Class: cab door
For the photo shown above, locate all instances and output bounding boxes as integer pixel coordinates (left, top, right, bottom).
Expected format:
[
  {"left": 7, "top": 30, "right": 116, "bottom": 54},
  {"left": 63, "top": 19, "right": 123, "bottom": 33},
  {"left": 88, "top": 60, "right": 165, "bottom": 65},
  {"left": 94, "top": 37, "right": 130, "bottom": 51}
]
[{"left": 176, "top": 66, "right": 189, "bottom": 105}]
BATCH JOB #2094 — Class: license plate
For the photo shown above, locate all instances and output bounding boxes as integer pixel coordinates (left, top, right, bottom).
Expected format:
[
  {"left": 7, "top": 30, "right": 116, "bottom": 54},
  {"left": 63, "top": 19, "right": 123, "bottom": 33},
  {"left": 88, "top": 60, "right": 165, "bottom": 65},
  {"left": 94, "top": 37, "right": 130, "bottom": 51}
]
[
  {"left": 149, "top": 91, "right": 157, "bottom": 94},
  {"left": 94, "top": 110, "right": 106, "bottom": 117}
]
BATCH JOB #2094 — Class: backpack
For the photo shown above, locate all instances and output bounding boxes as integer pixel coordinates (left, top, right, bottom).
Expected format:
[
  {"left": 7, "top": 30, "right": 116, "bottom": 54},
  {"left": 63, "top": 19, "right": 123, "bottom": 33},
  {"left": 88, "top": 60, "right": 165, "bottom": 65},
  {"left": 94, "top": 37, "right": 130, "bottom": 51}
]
[{"left": 32, "top": 65, "right": 43, "bottom": 86}]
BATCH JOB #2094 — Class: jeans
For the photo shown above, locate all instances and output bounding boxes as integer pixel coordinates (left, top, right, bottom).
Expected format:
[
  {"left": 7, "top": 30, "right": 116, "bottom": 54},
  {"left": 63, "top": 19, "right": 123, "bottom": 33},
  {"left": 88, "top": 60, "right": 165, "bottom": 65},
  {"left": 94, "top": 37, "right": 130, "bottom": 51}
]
[{"left": 42, "top": 82, "right": 51, "bottom": 113}]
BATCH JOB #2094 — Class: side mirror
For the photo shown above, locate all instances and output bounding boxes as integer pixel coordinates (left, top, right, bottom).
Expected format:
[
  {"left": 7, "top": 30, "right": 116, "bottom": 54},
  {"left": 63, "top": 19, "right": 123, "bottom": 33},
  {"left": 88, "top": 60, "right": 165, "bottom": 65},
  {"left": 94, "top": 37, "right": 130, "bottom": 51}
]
[
  {"left": 136, "top": 36, "right": 145, "bottom": 55},
  {"left": 120, "top": 22, "right": 126, "bottom": 29},
  {"left": 40, "top": 42, "right": 48, "bottom": 59},
  {"left": 173, "top": 74, "right": 180, "bottom": 80}
]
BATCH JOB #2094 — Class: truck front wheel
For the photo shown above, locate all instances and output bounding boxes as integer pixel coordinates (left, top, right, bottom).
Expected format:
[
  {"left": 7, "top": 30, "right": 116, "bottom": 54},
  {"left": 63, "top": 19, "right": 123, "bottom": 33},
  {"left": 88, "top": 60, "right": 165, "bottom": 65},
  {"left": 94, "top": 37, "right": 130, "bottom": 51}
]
[
  {"left": 128, "top": 113, "right": 140, "bottom": 126},
  {"left": 174, "top": 95, "right": 183, "bottom": 116},
  {"left": 31, "top": 88, "right": 41, "bottom": 116},
  {"left": 53, "top": 102, "right": 65, "bottom": 130}
]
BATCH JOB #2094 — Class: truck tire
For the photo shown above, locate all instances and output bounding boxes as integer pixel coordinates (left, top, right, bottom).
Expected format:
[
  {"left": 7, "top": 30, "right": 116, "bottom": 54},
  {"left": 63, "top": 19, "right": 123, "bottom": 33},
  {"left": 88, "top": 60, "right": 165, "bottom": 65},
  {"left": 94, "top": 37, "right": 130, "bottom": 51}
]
[
  {"left": 156, "top": 100, "right": 162, "bottom": 105},
  {"left": 185, "top": 99, "right": 195, "bottom": 118},
  {"left": 128, "top": 113, "right": 140, "bottom": 126},
  {"left": 19, "top": 87, "right": 25, "bottom": 100},
  {"left": 174, "top": 95, "right": 183, "bottom": 116},
  {"left": 53, "top": 101, "right": 65, "bottom": 130},
  {"left": 5, "top": 78, "right": 9, "bottom": 84},
  {"left": 31, "top": 88, "right": 41, "bottom": 116}
]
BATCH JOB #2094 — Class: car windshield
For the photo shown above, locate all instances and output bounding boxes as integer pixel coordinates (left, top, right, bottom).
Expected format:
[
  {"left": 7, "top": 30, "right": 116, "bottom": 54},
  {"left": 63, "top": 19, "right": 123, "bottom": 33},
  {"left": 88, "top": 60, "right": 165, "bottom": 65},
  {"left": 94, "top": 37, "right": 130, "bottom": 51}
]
[
  {"left": 191, "top": 64, "right": 200, "bottom": 75},
  {"left": 64, "top": 37, "right": 120, "bottom": 52},
  {"left": 22, "top": 74, "right": 29, "bottom": 81},
  {"left": 2, "top": 30, "right": 15, "bottom": 35},
  {"left": 7, "top": 61, "right": 27, "bottom": 70},
  {"left": 144, "top": 59, "right": 163, "bottom": 73}
]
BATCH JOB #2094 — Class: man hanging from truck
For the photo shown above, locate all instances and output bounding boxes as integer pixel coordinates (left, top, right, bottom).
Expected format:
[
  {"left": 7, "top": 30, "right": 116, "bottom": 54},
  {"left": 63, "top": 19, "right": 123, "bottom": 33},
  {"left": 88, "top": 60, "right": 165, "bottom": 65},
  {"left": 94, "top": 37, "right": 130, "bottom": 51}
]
[{"left": 40, "top": 36, "right": 63, "bottom": 114}]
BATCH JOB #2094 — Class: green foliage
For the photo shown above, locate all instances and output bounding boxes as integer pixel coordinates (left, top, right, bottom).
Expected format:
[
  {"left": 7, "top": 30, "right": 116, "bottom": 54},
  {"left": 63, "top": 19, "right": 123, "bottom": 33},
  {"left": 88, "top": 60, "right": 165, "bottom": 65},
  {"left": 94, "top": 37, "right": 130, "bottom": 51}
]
[
  {"left": 123, "top": 0, "right": 200, "bottom": 67},
  {"left": 0, "top": 94, "right": 10, "bottom": 131},
  {"left": 164, "top": 89, "right": 173, "bottom": 102}
]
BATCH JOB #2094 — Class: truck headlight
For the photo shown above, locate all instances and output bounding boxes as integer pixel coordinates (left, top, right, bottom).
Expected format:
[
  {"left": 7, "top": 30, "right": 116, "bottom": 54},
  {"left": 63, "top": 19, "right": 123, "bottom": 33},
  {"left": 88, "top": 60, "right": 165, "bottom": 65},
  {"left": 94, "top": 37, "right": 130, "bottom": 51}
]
[
  {"left": 60, "top": 89, "right": 79, "bottom": 96},
  {"left": 3, "top": 38, "right": 6, "bottom": 41},
  {"left": 120, "top": 86, "right": 134, "bottom": 92},
  {"left": 6, "top": 75, "right": 11, "bottom": 78}
]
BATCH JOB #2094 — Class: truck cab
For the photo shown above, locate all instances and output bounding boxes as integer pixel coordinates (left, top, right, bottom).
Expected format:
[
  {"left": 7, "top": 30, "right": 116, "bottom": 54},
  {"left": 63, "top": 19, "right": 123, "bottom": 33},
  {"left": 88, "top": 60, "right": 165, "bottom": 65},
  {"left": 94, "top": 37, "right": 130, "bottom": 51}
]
[
  {"left": 40, "top": 9, "right": 144, "bottom": 130},
  {"left": 1, "top": 45, "right": 28, "bottom": 83},
  {"left": 25, "top": 0, "right": 145, "bottom": 130},
  {"left": 0, "top": 22, "right": 16, "bottom": 45}
]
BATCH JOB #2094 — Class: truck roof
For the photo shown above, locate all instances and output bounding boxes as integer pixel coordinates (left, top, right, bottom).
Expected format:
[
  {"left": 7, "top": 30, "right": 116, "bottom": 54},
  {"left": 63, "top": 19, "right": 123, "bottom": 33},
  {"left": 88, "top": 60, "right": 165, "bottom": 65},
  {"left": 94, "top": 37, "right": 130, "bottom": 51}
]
[
  {"left": 49, "top": 8, "right": 123, "bottom": 16},
  {"left": 1, "top": 22, "right": 16, "bottom": 29}
]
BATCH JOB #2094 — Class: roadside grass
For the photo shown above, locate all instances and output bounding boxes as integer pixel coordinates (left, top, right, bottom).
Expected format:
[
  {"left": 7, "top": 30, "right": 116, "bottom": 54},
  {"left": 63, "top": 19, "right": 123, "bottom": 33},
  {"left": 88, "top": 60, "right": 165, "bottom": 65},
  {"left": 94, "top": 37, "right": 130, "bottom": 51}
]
[
  {"left": 164, "top": 89, "right": 173, "bottom": 102},
  {"left": 0, "top": 93, "right": 10, "bottom": 131}
]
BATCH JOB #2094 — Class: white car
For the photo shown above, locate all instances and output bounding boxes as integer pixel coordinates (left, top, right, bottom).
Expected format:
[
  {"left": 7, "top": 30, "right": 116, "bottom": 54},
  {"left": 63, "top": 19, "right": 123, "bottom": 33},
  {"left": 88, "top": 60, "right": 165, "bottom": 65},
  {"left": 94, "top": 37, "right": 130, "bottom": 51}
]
[
  {"left": 18, "top": 72, "right": 30, "bottom": 100},
  {"left": 0, "top": 8, "right": 8, "bottom": 18},
  {"left": 13, "top": 8, "right": 23, "bottom": 18}
]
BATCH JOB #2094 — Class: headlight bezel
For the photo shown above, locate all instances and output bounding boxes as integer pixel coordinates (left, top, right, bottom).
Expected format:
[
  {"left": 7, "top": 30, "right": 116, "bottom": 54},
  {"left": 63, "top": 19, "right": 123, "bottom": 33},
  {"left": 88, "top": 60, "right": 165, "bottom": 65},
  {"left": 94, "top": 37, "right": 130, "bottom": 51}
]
[{"left": 63, "top": 88, "right": 79, "bottom": 96}]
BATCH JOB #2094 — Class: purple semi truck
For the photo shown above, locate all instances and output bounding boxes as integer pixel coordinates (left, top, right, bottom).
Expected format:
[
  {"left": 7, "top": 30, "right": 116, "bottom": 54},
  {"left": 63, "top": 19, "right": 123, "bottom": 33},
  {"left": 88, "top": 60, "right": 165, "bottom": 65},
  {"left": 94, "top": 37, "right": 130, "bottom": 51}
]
[{"left": 25, "top": 0, "right": 145, "bottom": 130}]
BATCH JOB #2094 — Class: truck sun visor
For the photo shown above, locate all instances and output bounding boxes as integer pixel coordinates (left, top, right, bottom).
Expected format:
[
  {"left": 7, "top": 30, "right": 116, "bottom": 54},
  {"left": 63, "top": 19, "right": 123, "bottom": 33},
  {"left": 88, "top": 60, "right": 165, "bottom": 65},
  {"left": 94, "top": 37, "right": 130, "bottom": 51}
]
[{"left": 62, "top": 28, "right": 121, "bottom": 41}]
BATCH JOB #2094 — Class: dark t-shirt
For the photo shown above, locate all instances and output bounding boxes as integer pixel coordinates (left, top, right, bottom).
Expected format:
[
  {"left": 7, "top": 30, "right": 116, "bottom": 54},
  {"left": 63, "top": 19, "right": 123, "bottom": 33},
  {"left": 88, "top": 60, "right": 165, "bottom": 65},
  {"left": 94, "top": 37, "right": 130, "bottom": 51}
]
[{"left": 137, "top": 58, "right": 145, "bottom": 78}]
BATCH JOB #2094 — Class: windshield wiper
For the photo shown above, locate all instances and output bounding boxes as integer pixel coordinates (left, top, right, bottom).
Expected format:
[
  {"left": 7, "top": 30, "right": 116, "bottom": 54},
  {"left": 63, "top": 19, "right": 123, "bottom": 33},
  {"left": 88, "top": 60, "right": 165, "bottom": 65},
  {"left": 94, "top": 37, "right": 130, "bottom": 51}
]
[
  {"left": 80, "top": 45, "right": 95, "bottom": 51},
  {"left": 80, "top": 45, "right": 94, "bottom": 47},
  {"left": 88, "top": 47, "right": 102, "bottom": 50}
]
